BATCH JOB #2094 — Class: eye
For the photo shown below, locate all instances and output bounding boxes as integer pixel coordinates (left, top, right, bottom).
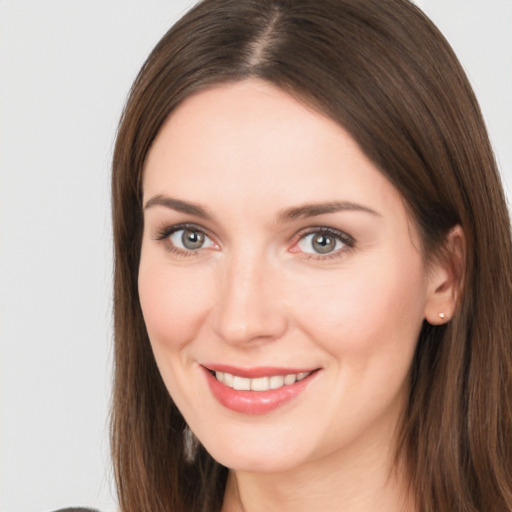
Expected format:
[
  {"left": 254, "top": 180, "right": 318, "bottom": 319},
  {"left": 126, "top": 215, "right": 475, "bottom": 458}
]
[
  {"left": 168, "top": 227, "right": 216, "bottom": 251},
  {"left": 294, "top": 228, "right": 353, "bottom": 257}
]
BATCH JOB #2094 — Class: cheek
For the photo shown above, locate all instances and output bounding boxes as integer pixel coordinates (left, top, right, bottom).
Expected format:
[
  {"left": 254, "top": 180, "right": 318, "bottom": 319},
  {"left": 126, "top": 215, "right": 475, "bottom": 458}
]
[
  {"left": 292, "top": 252, "right": 427, "bottom": 360},
  {"left": 288, "top": 254, "right": 427, "bottom": 442},
  {"left": 138, "top": 257, "right": 215, "bottom": 352}
]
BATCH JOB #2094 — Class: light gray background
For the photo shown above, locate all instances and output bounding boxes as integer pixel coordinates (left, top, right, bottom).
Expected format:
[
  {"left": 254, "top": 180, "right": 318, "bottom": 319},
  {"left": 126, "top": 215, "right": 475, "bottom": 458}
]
[{"left": 0, "top": 1, "right": 510, "bottom": 511}]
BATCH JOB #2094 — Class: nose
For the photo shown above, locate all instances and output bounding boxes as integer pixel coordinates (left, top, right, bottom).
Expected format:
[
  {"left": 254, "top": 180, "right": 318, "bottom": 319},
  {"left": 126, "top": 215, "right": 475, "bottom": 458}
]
[{"left": 211, "top": 253, "right": 288, "bottom": 347}]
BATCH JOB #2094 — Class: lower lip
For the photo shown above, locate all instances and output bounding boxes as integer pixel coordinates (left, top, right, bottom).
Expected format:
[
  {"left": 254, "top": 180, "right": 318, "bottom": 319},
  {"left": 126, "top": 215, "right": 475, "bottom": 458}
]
[{"left": 203, "top": 368, "right": 317, "bottom": 415}]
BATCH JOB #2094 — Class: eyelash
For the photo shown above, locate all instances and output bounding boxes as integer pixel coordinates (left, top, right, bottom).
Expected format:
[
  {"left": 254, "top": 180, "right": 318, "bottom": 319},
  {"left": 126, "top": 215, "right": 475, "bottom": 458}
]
[{"left": 153, "top": 223, "right": 355, "bottom": 260}]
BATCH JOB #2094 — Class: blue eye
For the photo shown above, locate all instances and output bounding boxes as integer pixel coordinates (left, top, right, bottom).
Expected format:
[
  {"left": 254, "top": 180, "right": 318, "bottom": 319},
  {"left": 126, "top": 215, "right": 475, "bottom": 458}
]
[
  {"left": 296, "top": 230, "right": 350, "bottom": 255},
  {"left": 168, "top": 228, "right": 215, "bottom": 251}
]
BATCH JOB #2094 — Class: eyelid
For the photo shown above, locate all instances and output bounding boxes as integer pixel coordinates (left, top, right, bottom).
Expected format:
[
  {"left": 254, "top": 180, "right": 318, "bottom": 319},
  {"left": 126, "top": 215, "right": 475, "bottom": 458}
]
[{"left": 153, "top": 222, "right": 203, "bottom": 240}]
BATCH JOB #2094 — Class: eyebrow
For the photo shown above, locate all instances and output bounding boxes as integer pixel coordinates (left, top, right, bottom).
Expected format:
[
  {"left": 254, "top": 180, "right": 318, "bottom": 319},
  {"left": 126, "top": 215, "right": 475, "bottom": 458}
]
[
  {"left": 144, "top": 195, "right": 211, "bottom": 219},
  {"left": 277, "top": 201, "right": 380, "bottom": 223},
  {"left": 144, "top": 195, "right": 380, "bottom": 222}
]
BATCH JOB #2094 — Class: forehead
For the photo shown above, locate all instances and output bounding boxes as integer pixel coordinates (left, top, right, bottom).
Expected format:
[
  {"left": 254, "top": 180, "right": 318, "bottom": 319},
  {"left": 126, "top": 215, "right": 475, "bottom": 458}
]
[
  {"left": 144, "top": 80, "right": 349, "bottom": 182},
  {"left": 142, "top": 79, "right": 404, "bottom": 223}
]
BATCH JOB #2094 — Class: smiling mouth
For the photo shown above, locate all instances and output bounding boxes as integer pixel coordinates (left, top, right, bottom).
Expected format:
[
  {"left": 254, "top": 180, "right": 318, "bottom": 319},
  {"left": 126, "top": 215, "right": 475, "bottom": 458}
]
[
  {"left": 203, "top": 366, "right": 319, "bottom": 414},
  {"left": 209, "top": 369, "right": 314, "bottom": 391}
]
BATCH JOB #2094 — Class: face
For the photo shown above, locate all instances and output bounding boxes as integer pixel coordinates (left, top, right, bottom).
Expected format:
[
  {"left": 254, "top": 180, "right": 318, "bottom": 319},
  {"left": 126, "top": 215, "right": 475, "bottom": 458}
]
[{"left": 139, "top": 80, "right": 434, "bottom": 474}]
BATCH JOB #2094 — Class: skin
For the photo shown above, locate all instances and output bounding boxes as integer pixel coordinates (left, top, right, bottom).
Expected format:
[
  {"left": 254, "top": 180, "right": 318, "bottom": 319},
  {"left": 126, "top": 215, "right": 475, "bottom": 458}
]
[{"left": 138, "top": 79, "right": 458, "bottom": 512}]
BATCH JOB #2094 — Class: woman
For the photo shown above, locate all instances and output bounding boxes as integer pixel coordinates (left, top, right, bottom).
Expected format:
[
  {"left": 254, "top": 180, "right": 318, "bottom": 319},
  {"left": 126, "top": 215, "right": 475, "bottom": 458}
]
[{"left": 110, "top": 0, "right": 512, "bottom": 511}]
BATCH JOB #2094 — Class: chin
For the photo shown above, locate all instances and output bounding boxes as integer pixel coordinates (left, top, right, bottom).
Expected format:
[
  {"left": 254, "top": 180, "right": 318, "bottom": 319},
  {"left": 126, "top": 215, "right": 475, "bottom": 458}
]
[
  {"left": 211, "top": 448, "right": 304, "bottom": 474},
  {"left": 198, "top": 428, "right": 316, "bottom": 473}
]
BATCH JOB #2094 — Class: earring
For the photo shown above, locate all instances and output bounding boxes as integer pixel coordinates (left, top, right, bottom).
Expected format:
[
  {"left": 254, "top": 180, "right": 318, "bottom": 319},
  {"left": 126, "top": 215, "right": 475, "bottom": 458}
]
[
  {"left": 438, "top": 312, "right": 446, "bottom": 321},
  {"left": 183, "top": 424, "right": 199, "bottom": 463}
]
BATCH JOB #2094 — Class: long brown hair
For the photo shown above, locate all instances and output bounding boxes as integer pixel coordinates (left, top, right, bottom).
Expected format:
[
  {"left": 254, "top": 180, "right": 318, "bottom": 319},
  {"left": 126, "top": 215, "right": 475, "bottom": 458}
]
[{"left": 111, "top": 1, "right": 512, "bottom": 510}]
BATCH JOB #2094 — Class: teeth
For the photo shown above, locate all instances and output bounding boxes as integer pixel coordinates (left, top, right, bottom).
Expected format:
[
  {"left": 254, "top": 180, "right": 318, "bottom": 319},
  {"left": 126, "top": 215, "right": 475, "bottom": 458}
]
[
  {"left": 232, "top": 376, "right": 251, "bottom": 391},
  {"left": 284, "top": 374, "right": 297, "bottom": 385},
  {"left": 269, "top": 375, "right": 284, "bottom": 389},
  {"left": 250, "top": 377, "right": 269, "bottom": 391},
  {"left": 214, "top": 371, "right": 311, "bottom": 391},
  {"left": 224, "top": 372, "right": 234, "bottom": 387}
]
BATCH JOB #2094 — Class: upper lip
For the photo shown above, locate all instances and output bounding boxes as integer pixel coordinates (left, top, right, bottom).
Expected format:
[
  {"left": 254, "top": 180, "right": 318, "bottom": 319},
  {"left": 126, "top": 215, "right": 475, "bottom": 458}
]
[{"left": 202, "top": 364, "right": 319, "bottom": 378}]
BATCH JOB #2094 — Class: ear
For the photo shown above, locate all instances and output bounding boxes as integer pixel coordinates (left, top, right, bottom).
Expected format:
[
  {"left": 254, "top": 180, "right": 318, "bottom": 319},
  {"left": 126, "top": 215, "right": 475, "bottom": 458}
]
[{"left": 424, "top": 225, "right": 466, "bottom": 325}]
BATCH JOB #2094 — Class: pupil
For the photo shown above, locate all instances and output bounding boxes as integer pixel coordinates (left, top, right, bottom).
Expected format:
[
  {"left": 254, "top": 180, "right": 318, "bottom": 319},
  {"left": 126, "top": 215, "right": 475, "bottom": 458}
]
[
  {"left": 182, "top": 229, "right": 204, "bottom": 249},
  {"left": 313, "top": 234, "right": 335, "bottom": 254}
]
